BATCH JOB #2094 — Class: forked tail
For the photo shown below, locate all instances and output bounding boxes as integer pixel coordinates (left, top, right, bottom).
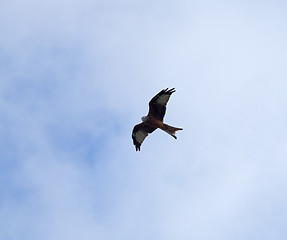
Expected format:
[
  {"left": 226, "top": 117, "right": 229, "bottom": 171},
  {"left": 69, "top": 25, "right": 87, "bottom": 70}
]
[{"left": 163, "top": 124, "right": 183, "bottom": 139}]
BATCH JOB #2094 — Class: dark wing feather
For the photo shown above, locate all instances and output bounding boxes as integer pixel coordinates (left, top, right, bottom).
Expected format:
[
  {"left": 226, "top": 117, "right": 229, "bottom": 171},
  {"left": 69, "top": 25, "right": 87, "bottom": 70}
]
[
  {"left": 148, "top": 88, "right": 176, "bottom": 121},
  {"left": 132, "top": 122, "right": 157, "bottom": 151}
]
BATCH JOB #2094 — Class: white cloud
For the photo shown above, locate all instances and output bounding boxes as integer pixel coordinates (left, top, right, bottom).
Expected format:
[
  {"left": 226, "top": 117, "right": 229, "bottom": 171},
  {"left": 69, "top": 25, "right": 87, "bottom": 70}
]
[{"left": 0, "top": 0, "right": 287, "bottom": 239}]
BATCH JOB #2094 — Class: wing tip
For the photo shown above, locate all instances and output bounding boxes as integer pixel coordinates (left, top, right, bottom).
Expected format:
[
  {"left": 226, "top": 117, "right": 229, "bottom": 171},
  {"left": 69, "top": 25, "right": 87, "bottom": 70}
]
[
  {"left": 163, "top": 87, "right": 176, "bottom": 94},
  {"left": 133, "top": 139, "right": 141, "bottom": 151}
]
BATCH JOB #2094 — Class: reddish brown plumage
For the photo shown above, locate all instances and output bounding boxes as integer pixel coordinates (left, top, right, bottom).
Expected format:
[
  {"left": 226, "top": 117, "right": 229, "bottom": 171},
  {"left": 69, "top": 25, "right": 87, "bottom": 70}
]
[{"left": 132, "top": 88, "right": 183, "bottom": 151}]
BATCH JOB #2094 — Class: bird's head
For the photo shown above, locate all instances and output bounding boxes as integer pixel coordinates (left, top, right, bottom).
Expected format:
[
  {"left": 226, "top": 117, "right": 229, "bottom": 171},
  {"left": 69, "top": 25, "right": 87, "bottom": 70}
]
[{"left": 141, "top": 116, "right": 148, "bottom": 122}]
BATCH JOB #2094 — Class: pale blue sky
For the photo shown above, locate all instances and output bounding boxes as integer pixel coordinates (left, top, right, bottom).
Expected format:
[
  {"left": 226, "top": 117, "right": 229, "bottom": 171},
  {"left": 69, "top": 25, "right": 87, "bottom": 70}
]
[{"left": 1, "top": 0, "right": 287, "bottom": 239}]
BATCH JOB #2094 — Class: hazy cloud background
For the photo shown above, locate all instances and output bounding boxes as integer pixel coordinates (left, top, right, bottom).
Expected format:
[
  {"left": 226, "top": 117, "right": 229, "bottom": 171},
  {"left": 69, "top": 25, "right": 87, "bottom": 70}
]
[{"left": 1, "top": 0, "right": 287, "bottom": 239}]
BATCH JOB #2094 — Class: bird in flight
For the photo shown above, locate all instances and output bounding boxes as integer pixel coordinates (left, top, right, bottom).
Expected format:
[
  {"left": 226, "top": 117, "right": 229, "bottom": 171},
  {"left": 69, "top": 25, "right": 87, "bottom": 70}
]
[{"left": 132, "top": 88, "right": 183, "bottom": 151}]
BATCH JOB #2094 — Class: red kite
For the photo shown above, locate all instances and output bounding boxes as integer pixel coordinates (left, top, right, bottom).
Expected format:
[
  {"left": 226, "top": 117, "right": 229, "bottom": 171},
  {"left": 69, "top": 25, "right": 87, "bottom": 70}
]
[{"left": 132, "top": 88, "right": 183, "bottom": 151}]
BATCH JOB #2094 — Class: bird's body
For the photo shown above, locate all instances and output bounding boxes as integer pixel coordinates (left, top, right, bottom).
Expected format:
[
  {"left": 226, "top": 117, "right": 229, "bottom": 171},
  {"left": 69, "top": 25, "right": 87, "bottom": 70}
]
[
  {"left": 142, "top": 115, "right": 165, "bottom": 129},
  {"left": 132, "top": 88, "right": 183, "bottom": 151}
]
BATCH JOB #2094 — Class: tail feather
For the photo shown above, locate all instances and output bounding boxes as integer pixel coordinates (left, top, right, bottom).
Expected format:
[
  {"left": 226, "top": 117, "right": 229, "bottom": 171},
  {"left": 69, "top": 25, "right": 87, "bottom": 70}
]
[{"left": 163, "top": 124, "right": 183, "bottom": 139}]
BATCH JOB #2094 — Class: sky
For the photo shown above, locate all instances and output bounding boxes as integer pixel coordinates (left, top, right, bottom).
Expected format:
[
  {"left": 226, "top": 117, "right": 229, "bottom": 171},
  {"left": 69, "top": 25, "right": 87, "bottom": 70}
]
[{"left": 1, "top": 0, "right": 287, "bottom": 239}]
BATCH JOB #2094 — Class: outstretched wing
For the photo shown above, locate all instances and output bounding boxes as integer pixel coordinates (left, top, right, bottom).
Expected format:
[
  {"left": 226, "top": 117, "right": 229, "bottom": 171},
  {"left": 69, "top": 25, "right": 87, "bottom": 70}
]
[
  {"left": 132, "top": 122, "right": 157, "bottom": 151},
  {"left": 148, "top": 88, "right": 176, "bottom": 121}
]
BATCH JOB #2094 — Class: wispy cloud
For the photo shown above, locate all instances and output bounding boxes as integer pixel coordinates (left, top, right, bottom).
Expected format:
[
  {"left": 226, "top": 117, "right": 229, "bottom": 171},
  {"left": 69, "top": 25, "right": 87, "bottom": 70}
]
[{"left": 0, "top": 0, "right": 287, "bottom": 239}]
